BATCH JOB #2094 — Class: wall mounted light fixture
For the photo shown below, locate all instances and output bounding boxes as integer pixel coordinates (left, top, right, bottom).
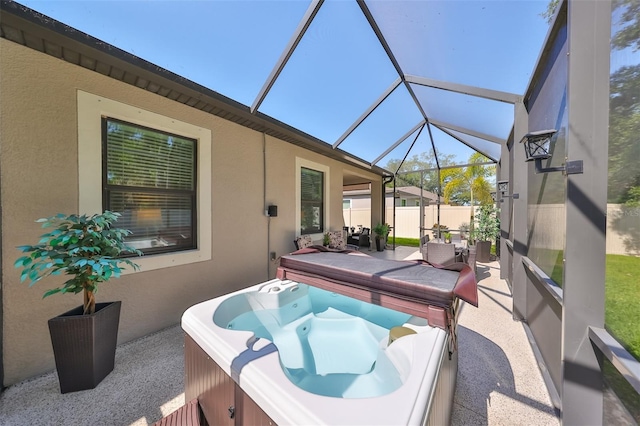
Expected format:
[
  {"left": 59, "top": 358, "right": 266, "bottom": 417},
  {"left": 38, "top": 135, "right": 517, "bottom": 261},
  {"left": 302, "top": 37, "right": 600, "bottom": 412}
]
[
  {"left": 490, "top": 191, "right": 504, "bottom": 204},
  {"left": 495, "top": 180, "right": 519, "bottom": 202},
  {"left": 520, "top": 129, "right": 583, "bottom": 175}
]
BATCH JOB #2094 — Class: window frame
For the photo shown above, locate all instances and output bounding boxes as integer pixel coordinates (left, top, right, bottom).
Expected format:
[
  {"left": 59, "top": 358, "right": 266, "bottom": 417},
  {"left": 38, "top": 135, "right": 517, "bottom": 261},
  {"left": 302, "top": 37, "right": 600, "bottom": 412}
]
[
  {"left": 300, "top": 167, "right": 324, "bottom": 234},
  {"left": 78, "top": 90, "right": 212, "bottom": 273},
  {"left": 101, "top": 117, "right": 198, "bottom": 256},
  {"left": 296, "top": 157, "right": 330, "bottom": 240}
]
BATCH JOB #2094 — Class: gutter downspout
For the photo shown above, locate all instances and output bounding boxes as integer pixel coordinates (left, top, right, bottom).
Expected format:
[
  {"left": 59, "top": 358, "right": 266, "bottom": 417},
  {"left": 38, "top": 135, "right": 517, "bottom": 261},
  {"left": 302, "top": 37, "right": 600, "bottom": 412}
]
[
  {"left": 383, "top": 175, "right": 394, "bottom": 249},
  {"left": 263, "top": 132, "right": 269, "bottom": 279}
]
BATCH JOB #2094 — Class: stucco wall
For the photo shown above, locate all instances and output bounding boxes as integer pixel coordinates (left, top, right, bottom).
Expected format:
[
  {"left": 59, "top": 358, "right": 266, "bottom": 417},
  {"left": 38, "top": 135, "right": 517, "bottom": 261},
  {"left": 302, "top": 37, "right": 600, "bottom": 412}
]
[{"left": 0, "top": 39, "right": 381, "bottom": 386}]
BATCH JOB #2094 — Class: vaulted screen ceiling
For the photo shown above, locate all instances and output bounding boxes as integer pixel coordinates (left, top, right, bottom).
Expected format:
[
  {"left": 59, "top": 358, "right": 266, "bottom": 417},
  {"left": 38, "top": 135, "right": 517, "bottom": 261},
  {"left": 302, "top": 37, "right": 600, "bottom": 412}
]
[{"left": 16, "top": 0, "right": 550, "bottom": 174}]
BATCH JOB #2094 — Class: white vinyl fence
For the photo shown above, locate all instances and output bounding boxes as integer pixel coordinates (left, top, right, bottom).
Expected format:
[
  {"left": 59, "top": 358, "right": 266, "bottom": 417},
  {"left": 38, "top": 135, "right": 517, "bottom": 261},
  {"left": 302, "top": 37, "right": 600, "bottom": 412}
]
[
  {"left": 343, "top": 205, "right": 476, "bottom": 240},
  {"left": 343, "top": 204, "right": 638, "bottom": 256}
]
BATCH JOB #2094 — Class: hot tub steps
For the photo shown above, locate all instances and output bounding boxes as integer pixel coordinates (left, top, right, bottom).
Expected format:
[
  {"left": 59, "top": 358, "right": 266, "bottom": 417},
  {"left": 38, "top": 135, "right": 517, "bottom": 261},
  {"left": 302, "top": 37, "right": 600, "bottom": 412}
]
[{"left": 152, "top": 398, "right": 205, "bottom": 426}]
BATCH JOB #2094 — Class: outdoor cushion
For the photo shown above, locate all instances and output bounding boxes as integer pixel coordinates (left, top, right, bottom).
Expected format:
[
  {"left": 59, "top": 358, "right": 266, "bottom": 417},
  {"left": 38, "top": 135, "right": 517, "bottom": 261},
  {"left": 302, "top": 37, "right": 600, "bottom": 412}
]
[
  {"left": 327, "top": 230, "right": 346, "bottom": 250},
  {"left": 294, "top": 235, "right": 313, "bottom": 250}
]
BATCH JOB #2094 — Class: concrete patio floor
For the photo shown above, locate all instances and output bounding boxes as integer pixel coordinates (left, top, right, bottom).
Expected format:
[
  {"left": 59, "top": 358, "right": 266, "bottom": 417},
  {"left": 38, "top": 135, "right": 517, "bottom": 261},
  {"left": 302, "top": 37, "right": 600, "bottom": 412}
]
[{"left": 0, "top": 246, "right": 559, "bottom": 425}]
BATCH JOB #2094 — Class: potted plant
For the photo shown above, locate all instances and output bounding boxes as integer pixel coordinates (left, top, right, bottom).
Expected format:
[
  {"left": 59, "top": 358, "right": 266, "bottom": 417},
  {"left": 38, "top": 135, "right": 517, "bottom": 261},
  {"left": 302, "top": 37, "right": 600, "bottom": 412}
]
[
  {"left": 323, "top": 232, "right": 331, "bottom": 247},
  {"left": 444, "top": 232, "right": 452, "bottom": 243},
  {"left": 432, "top": 223, "right": 449, "bottom": 240},
  {"left": 472, "top": 204, "right": 500, "bottom": 262},
  {"left": 14, "top": 211, "right": 141, "bottom": 393},
  {"left": 372, "top": 222, "right": 390, "bottom": 251}
]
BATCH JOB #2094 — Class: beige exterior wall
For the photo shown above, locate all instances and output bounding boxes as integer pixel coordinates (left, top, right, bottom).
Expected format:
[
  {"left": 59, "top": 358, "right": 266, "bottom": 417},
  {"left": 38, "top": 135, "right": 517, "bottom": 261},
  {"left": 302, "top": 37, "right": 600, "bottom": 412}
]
[{"left": 0, "top": 39, "right": 381, "bottom": 385}]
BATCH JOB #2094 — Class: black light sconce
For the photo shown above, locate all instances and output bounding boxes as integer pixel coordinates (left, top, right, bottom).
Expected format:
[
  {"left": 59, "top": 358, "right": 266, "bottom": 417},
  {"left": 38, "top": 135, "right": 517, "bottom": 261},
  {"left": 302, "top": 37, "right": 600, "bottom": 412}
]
[
  {"left": 495, "top": 180, "right": 519, "bottom": 202},
  {"left": 267, "top": 205, "right": 278, "bottom": 217},
  {"left": 520, "top": 129, "right": 583, "bottom": 175}
]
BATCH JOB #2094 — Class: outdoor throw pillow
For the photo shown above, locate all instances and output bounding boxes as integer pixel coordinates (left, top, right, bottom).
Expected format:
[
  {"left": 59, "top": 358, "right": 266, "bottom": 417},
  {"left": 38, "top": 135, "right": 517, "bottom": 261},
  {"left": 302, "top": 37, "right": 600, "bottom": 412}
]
[
  {"left": 295, "top": 234, "right": 313, "bottom": 250},
  {"left": 327, "top": 231, "right": 346, "bottom": 250}
]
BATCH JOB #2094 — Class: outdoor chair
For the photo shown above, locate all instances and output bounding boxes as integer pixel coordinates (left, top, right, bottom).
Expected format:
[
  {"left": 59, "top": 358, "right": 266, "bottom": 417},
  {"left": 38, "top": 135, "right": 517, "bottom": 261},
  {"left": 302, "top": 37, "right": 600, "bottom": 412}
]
[
  {"left": 451, "top": 233, "right": 462, "bottom": 243},
  {"left": 424, "top": 242, "right": 457, "bottom": 266},
  {"left": 348, "top": 227, "right": 370, "bottom": 249},
  {"left": 357, "top": 227, "right": 371, "bottom": 249},
  {"left": 463, "top": 245, "right": 477, "bottom": 276}
]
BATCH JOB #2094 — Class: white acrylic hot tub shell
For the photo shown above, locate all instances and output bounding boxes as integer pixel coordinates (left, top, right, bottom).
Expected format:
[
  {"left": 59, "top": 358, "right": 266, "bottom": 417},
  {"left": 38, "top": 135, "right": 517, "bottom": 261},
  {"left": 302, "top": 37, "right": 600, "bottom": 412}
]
[{"left": 181, "top": 280, "right": 449, "bottom": 426}]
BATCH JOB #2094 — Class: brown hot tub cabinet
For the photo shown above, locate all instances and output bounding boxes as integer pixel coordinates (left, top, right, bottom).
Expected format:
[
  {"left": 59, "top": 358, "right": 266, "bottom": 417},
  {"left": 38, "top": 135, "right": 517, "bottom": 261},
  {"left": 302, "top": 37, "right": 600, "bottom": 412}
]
[
  {"left": 185, "top": 335, "right": 275, "bottom": 426},
  {"left": 182, "top": 250, "right": 477, "bottom": 425}
]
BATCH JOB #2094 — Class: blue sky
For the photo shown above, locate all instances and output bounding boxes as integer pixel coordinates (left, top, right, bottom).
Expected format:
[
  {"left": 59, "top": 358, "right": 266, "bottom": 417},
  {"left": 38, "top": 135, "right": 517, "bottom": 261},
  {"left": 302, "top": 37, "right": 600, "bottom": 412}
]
[{"left": 18, "top": 0, "right": 551, "bottom": 169}]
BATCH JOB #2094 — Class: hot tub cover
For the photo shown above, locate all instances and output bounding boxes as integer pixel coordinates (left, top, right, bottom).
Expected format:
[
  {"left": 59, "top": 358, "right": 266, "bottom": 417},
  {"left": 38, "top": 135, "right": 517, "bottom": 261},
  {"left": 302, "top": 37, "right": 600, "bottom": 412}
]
[{"left": 276, "top": 246, "right": 477, "bottom": 331}]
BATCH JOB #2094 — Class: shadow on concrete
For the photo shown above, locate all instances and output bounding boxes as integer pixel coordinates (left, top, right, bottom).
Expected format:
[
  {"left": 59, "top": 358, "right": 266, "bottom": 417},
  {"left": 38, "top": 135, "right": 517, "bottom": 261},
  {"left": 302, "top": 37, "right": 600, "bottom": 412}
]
[{"left": 453, "top": 325, "right": 558, "bottom": 423}]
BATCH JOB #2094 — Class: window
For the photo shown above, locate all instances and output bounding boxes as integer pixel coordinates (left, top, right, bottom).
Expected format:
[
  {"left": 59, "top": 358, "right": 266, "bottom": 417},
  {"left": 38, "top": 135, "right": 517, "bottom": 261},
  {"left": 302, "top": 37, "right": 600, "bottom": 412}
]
[
  {"left": 401, "top": 199, "right": 407, "bottom": 207},
  {"left": 78, "top": 91, "right": 212, "bottom": 273},
  {"left": 295, "top": 157, "right": 330, "bottom": 238},
  {"left": 103, "top": 118, "right": 196, "bottom": 255},
  {"left": 343, "top": 199, "right": 352, "bottom": 209},
  {"left": 300, "top": 167, "right": 324, "bottom": 234}
]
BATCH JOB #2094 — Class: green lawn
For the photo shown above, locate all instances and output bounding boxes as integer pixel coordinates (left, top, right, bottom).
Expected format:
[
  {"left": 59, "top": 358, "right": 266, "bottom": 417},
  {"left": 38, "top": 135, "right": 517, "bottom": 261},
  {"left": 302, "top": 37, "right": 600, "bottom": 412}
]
[
  {"left": 604, "top": 254, "right": 640, "bottom": 361},
  {"left": 388, "top": 236, "right": 419, "bottom": 247}
]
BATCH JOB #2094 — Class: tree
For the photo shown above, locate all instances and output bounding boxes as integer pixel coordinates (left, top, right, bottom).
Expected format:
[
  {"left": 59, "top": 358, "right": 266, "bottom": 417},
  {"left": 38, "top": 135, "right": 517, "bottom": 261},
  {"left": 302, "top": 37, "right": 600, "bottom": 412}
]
[
  {"left": 609, "top": 65, "right": 640, "bottom": 203},
  {"left": 385, "top": 150, "right": 455, "bottom": 193},
  {"left": 439, "top": 152, "right": 496, "bottom": 235},
  {"left": 612, "top": 0, "right": 640, "bottom": 52},
  {"left": 440, "top": 153, "right": 495, "bottom": 207},
  {"left": 543, "top": 0, "right": 640, "bottom": 204},
  {"left": 543, "top": 0, "right": 639, "bottom": 50},
  {"left": 540, "top": 0, "right": 560, "bottom": 24}
]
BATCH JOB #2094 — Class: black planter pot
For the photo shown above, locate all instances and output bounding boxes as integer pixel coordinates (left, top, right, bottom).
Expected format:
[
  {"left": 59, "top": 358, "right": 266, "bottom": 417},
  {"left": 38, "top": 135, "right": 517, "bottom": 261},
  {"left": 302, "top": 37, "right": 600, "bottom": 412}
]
[
  {"left": 48, "top": 301, "right": 121, "bottom": 393},
  {"left": 475, "top": 240, "right": 492, "bottom": 263},
  {"left": 375, "top": 237, "right": 384, "bottom": 251}
]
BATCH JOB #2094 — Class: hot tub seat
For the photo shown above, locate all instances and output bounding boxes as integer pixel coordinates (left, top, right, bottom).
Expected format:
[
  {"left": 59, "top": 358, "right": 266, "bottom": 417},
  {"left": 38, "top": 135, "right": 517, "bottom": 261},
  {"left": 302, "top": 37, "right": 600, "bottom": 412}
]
[{"left": 276, "top": 248, "right": 477, "bottom": 332}]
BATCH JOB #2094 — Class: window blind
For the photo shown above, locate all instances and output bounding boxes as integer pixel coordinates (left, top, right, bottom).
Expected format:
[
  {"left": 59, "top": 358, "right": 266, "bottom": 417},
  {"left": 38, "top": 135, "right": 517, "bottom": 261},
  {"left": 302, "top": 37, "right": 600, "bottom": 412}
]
[
  {"left": 103, "top": 117, "right": 197, "bottom": 254},
  {"left": 301, "top": 167, "right": 324, "bottom": 234}
]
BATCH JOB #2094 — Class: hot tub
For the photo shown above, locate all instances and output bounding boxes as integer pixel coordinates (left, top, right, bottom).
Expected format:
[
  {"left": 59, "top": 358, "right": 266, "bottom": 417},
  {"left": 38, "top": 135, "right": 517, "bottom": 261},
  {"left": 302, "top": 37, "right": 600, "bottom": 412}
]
[{"left": 182, "top": 278, "right": 458, "bottom": 425}]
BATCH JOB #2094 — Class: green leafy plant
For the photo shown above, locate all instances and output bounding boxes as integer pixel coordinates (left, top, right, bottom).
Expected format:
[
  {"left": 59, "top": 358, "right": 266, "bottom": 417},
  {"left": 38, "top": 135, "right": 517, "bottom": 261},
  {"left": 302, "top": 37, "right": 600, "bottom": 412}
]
[
  {"left": 15, "top": 211, "right": 142, "bottom": 315},
  {"left": 473, "top": 204, "right": 500, "bottom": 242},
  {"left": 323, "top": 232, "right": 331, "bottom": 246},
  {"left": 444, "top": 232, "right": 452, "bottom": 242},
  {"left": 373, "top": 222, "right": 390, "bottom": 239}
]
